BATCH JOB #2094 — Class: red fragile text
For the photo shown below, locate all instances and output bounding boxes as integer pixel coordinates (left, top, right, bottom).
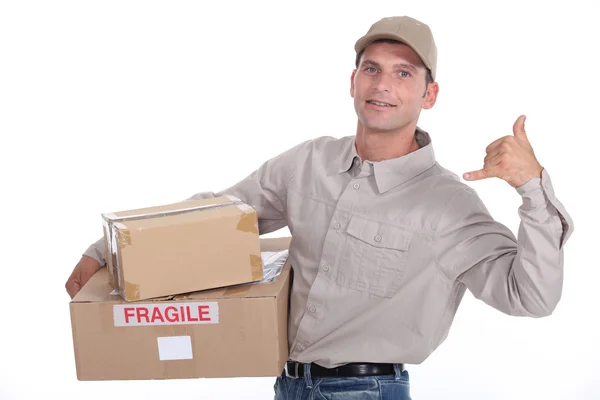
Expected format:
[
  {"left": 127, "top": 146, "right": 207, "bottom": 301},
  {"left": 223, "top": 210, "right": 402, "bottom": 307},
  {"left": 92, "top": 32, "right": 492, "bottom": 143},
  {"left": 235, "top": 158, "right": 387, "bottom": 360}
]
[{"left": 113, "top": 302, "right": 219, "bottom": 327}]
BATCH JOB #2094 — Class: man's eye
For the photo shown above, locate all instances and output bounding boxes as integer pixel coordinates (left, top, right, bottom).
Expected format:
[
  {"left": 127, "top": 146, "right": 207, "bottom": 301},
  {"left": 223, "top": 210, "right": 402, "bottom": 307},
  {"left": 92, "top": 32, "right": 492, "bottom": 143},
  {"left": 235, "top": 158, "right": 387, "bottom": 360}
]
[
  {"left": 399, "top": 71, "right": 410, "bottom": 77},
  {"left": 365, "top": 67, "right": 377, "bottom": 73}
]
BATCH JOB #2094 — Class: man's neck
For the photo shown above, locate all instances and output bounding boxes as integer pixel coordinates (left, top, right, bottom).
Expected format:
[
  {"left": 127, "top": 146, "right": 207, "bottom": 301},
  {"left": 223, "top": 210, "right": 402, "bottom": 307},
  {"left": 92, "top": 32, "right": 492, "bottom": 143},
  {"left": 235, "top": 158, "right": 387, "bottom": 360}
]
[{"left": 355, "top": 121, "right": 420, "bottom": 162}]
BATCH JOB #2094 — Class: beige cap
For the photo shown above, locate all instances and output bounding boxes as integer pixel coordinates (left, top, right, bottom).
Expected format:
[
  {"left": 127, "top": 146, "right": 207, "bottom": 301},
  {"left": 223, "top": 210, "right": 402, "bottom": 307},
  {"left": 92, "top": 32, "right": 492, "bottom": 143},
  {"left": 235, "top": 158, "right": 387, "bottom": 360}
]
[{"left": 355, "top": 16, "right": 437, "bottom": 80}]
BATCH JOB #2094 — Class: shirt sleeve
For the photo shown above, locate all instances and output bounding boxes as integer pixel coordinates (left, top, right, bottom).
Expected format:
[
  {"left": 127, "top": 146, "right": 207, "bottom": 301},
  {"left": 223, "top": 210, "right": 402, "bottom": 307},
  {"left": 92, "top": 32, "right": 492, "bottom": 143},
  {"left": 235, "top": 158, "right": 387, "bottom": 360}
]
[
  {"left": 435, "top": 168, "right": 574, "bottom": 317},
  {"left": 82, "top": 141, "right": 306, "bottom": 266}
]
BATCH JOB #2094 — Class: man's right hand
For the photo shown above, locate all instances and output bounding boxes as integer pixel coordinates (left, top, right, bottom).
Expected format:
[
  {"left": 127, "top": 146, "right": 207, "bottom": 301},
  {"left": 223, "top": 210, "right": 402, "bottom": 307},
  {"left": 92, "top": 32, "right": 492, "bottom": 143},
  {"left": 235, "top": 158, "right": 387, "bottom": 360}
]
[{"left": 66, "top": 255, "right": 102, "bottom": 298}]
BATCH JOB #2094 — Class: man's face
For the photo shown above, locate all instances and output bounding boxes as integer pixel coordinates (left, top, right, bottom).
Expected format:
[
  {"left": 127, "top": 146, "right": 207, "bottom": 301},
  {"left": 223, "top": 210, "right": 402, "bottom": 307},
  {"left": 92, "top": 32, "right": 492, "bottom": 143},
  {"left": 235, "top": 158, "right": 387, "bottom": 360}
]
[{"left": 351, "top": 41, "right": 437, "bottom": 133}]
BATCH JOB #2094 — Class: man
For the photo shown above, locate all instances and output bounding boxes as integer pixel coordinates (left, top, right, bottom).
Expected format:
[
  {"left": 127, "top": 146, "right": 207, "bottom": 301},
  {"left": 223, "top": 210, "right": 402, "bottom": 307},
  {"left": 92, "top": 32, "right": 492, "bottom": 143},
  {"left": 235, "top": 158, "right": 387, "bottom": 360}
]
[{"left": 66, "top": 16, "right": 574, "bottom": 399}]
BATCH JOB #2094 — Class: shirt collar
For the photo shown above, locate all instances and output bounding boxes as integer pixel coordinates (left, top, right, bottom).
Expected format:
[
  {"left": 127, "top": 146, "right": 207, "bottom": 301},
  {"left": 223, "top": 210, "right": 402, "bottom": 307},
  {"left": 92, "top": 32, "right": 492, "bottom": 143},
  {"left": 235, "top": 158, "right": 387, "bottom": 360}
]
[
  {"left": 334, "top": 127, "right": 437, "bottom": 194},
  {"left": 337, "top": 137, "right": 361, "bottom": 174}
]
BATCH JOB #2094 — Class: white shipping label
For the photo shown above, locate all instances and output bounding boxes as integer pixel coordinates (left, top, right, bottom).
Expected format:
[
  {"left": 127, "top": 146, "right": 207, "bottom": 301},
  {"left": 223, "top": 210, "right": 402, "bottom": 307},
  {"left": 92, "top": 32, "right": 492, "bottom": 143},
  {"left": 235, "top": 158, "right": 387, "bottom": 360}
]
[
  {"left": 157, "top": 336, "right": 193, "bottom": 361},
  {"left": 113, "top": 302, "right": 219, "bottom": 327}
]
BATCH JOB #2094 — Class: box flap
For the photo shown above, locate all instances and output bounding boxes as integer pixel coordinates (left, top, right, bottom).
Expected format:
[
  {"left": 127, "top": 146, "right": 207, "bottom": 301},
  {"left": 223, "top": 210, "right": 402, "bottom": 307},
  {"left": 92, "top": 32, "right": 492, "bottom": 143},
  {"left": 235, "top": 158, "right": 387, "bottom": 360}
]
[{"left": 71, "top": 268, "right": 121, "bottom": 303}]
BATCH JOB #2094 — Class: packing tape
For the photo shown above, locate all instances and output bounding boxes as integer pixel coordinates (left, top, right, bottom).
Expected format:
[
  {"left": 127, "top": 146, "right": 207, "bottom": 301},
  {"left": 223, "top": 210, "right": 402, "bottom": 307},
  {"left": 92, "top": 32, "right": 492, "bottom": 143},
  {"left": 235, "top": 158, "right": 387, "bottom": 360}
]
[
  {"left": 237, "top": 212, "right": 259, "bottom": 234},
  {"left": 250, "top": 254, "right": 263, "bottom": 281},
  {"left": 101, "top": 198, "right": 247, "bottom": 224},
  {"left": 125, "top": 280, "right": 141, "bottom": 301}
]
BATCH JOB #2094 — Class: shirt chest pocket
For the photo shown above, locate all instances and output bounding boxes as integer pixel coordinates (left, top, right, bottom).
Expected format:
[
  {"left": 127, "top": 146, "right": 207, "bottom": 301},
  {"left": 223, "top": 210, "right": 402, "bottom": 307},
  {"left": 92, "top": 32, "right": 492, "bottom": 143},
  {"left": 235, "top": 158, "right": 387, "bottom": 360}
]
[{"left": 336, "top": 216, "right": 411, "bottom": 299}]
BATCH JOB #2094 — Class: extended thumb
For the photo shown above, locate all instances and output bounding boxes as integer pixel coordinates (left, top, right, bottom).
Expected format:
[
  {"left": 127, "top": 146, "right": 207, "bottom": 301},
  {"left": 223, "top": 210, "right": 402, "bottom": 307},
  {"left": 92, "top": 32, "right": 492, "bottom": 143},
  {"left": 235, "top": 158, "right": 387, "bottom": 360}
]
[{"left": 513, "top": 115, "right": 527, "bottom": 139}]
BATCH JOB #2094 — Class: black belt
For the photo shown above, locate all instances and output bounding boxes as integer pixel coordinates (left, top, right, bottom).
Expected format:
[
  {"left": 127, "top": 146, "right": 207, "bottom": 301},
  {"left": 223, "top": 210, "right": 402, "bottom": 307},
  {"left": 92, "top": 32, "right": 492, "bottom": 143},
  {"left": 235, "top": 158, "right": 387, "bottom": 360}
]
[{"left": 285, "top": 361, "right": 402, "bottom": 379}]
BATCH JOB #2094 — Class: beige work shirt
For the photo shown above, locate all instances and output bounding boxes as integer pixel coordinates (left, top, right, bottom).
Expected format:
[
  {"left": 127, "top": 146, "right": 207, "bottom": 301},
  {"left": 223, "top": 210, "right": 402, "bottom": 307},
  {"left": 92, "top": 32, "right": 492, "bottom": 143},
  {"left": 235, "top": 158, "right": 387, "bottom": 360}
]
[{"left": 84, "top": 128, "right": 574, "bottom": 368}]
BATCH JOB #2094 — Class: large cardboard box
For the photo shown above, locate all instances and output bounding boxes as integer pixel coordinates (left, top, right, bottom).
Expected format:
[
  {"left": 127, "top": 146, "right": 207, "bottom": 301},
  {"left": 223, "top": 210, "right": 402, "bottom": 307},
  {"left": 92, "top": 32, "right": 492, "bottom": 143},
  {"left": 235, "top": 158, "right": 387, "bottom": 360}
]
[
  {"left": 69, "top": 237, "right": 292, "bottom": 380},
  {"left": 102, "top": 195, "right": 263, "bottom": 301}
]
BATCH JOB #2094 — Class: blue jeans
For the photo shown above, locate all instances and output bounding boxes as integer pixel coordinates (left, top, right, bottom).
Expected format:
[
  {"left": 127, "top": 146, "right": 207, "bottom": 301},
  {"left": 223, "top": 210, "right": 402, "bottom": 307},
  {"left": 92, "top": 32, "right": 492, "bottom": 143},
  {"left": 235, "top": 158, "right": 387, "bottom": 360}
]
[{"left": 273, "top": 363, "right": 411, "bottom": 399}]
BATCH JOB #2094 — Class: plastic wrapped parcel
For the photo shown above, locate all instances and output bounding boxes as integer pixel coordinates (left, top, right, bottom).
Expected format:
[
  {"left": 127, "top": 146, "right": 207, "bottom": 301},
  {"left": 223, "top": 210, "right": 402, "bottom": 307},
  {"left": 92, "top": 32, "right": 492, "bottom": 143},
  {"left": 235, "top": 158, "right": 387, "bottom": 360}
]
[{"left": 258, "top": 249, "right": 289, "bottom": 283}]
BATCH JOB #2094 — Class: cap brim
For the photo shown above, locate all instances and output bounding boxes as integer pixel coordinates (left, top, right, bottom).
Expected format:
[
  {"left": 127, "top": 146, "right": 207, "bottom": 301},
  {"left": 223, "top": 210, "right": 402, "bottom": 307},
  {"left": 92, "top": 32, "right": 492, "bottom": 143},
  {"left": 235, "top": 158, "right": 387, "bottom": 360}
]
[{"left": 354, "top": 34, "right": 432, "bottom": 71}]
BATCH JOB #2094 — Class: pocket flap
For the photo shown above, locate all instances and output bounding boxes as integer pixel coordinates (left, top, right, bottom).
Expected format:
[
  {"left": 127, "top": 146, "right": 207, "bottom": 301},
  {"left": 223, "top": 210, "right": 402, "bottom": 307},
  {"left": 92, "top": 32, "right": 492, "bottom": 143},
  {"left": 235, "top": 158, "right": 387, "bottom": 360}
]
[{"left": 345, "top": 216, "right": 411, "bottom": 250}]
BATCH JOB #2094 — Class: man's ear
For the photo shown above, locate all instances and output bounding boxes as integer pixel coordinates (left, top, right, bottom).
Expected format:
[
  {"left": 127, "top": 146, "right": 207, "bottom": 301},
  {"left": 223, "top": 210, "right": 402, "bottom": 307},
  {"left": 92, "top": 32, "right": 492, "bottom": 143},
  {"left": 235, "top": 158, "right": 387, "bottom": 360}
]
[
  {"left": 350, "top": 69, "right": 357, "bottom": 98},
  {"left": 422, "top": 82, "right": 439, "bottom": 110}
]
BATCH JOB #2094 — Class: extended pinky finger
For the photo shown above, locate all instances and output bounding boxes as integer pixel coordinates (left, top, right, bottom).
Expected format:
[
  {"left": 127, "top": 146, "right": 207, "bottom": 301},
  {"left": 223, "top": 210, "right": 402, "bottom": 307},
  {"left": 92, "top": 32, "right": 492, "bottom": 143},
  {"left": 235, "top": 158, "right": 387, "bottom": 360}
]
[{"left": 463, "top": 169, "right": 490, "bottom": 181}]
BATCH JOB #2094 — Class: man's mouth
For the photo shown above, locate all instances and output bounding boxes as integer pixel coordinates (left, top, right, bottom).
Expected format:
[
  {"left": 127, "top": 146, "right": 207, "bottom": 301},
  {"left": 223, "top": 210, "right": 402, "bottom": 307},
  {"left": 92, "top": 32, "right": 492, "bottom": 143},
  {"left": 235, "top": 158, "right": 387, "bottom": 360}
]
[{"left": 366, "top": 100, "right": 396, "bottom": 107}]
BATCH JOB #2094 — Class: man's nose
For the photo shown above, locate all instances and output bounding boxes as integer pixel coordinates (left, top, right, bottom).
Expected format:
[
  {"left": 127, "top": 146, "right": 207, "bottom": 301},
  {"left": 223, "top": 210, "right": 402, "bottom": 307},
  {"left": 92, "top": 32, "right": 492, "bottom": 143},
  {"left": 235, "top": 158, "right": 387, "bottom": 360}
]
[{"left": 372, "top": 73, "right": 393, "bottom": 92}]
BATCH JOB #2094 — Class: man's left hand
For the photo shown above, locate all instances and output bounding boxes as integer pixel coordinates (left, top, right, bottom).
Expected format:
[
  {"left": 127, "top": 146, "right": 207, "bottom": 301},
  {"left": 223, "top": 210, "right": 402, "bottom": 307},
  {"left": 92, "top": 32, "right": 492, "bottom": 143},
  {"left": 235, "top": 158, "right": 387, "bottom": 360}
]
[{"left": 463, "top": 115, "right": 543, "bottom": 188}]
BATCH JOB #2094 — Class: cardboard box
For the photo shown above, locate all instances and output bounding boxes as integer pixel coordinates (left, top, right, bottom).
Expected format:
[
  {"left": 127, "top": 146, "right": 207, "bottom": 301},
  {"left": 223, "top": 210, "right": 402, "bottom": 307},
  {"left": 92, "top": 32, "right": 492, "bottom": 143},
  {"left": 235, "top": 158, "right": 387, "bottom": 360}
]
[
  {"left": 69, "top": 237, "right": 292, "bottom": 381},
  {"left": 102, "top": 195, "right": 263, "bottom": 301}
]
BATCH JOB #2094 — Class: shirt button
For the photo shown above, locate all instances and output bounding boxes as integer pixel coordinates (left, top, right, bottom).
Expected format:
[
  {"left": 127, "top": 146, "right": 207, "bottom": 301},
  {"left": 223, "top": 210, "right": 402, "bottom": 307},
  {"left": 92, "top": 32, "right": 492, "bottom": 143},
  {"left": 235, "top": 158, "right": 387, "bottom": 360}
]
[
  {"left": 322, "top": 264, "right": 330, "bottom": 272},
  {"left": 297, "top": 344, "right": 305, "bottom": 351},
  {"left": 374, "top": 235, "right": 382, "bottom": 242},
  {"left": 333, "top": 222, "right": 341, "bottom": 230},
  {"left": 353, "top": 183, "right": 360, "bottom": 190},
  {"left": 309, "top": 306, "right": 316, "bottom": 313}
]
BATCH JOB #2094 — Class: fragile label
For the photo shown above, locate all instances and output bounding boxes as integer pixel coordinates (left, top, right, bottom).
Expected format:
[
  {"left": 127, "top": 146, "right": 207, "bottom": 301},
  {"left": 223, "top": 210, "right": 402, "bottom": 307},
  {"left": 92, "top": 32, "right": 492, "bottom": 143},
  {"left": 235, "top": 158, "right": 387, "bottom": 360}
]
[{"left": 113, "top": 302, "right": 219, "bottom": 327}]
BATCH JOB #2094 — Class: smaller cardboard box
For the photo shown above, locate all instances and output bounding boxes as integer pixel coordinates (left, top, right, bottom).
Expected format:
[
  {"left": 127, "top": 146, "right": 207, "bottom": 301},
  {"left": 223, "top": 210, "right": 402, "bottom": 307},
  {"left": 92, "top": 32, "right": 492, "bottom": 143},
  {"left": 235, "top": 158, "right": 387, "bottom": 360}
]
[
  {"left": 102, "top": 195, "right": 263, "bottom": 301},
  {"left": 69, "top": 237, "right": 292, "bottom": 381}
]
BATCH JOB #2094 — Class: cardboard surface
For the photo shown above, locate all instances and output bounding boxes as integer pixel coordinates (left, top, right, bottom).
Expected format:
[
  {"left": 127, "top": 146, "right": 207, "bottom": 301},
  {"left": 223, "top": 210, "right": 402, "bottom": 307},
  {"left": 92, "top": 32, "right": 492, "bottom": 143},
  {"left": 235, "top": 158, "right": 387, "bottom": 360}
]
[
  {"left": 70, "top": 237, "right": 292, "bottom": 380},
  {"left": 101, "top": 196, "right": 263, "bottom": 301}
]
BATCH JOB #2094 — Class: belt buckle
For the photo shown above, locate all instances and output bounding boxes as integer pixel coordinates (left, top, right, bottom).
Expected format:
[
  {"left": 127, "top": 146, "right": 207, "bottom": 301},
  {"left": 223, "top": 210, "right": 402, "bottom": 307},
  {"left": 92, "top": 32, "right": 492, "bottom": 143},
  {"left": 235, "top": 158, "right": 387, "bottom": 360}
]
[{"left": 285, "top": 361, "right": 300, "bottom": 379}]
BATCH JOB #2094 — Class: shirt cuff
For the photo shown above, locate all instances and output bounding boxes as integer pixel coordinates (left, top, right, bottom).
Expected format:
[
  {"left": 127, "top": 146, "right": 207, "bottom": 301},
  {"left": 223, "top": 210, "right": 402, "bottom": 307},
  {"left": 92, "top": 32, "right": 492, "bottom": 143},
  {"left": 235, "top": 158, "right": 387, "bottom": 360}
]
[
  {"left": 515, "top": 168, "right": 574, "bottom": 247},
  {"left": 515, "top": 169, "right": 550, "bottom": 210},
  {"left": 83, "top": 241, "right": 106, "bottom": 267}
]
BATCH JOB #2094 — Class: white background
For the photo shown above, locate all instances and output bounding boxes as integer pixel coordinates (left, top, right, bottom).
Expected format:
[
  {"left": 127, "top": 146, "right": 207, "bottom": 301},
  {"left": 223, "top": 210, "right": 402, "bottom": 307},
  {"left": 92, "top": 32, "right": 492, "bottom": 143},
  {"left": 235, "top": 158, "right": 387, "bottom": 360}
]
[{"left": 1, "top": 0, "right": 598, "bottom": 399}]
